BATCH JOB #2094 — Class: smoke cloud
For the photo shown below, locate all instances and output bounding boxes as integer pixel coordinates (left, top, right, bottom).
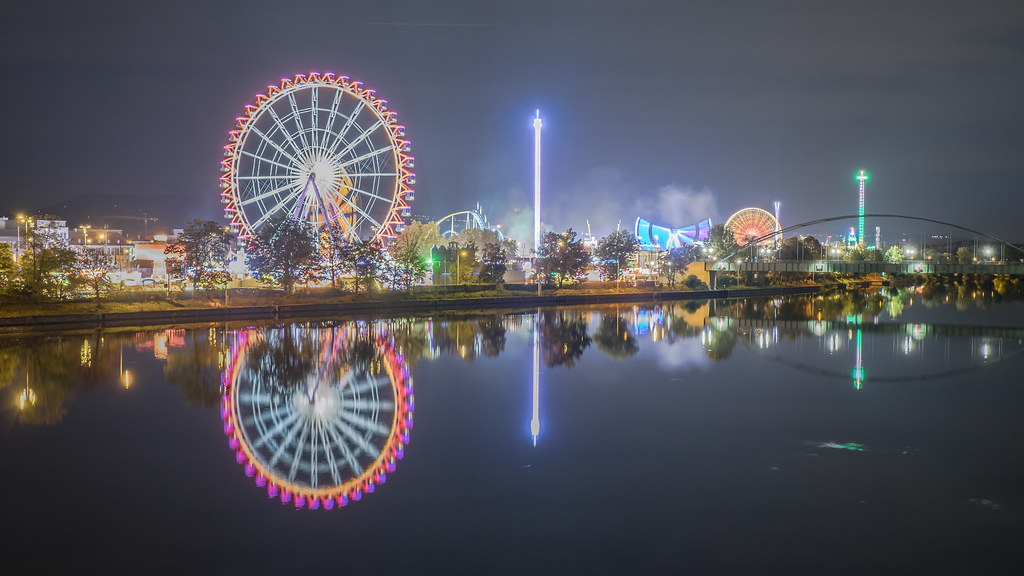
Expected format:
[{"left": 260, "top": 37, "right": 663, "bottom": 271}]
[{"left": 478, "top": 167, "right": 725, "bottom": 254}]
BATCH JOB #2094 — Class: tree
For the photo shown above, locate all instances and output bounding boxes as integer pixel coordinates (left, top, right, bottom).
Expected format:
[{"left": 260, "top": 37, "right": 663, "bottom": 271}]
[
  {"left": 318, "top": 222, "right": 353, "bottom": 289},
  {"left": 77, "top": 249, "right": 114, "bottom": 307},
  {"left": 387, "top": 222, "right": 439, "bottom": 289},
  {"left": 706, "top": 224, "right": 740, "bottom": 261},
  {"left": 659, "top": 244, "right": 702, "bottom": 287},
  {"left": 19, "top": 230, "right": 78, "bottom": 299},
  {"left": 924, "top": 248, "right": 946, "bottom": 263},
  {"left": 779, "top": 236, "right": 822, "bottom": 261},
  {"left": 957, "top": 246, "right": 973, "bottom": 264},
  {"left": 342, "top": 239, "right": 384, "bottom": 293},
  {"left": 0, "top": 243, "right": 16, "bottom": 295},
  {"left": 246, "top": 215, "right": 318, "bottom": 293},
  {"left": 884, "top": 245, "right": 905, "bottom": 263},
  {"left": 478, "top": 241, "right": 509, "bottom": 284},
  {"left": 593, "top": 229, "right": 639, "bottom": 282},
  {"left": 453, "top": 227, "right": 502, "bottom": 251},
  {"left": 536, "top": 229, "right": 590, "bottom": 287},
  {"left": 455, "top": 245, "right": 478, "bottom": 284},
  {"left": 164, "top": 219, "right": 232, "bottom": 290},
  {"left": 864, "top": 248, "right": 883, "bottom": 262}
]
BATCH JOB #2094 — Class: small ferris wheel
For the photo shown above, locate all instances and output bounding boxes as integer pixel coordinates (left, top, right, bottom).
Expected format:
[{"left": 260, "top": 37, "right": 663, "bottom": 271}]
[
  {"left": 724, "top": 207, "right": 780, "bottom": 246},
  {"left": 220, "top": 73, "right": 415, "bottom": 245}
]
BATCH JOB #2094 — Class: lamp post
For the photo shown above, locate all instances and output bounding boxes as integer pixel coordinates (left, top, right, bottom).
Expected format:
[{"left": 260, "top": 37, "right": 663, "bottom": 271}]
[
  {"left": 17, "top": 215, "right": 34, "bottom": 262},
  {"left": 15, "top": 214, "right": 23, "bottom": 262},
  {"left": 458, "top": 249, "right": 466, "bottom": 285}
]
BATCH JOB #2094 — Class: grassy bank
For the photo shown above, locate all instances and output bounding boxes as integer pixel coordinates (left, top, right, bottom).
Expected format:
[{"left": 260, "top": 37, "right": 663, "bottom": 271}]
[{"left": 0, "top": 282, "right": 833, "bottom": 330}]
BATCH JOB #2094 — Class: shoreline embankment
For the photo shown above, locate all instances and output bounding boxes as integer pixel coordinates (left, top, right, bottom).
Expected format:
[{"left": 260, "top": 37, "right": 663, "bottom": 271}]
[{"left": 0, "top": 285, "right": 828, "bottom": 332}]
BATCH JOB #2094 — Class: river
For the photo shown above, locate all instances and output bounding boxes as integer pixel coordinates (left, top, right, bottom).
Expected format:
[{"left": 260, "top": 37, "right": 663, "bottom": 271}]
[{"left": 1, "top": 289, "right": 1023, "bottom": 574}]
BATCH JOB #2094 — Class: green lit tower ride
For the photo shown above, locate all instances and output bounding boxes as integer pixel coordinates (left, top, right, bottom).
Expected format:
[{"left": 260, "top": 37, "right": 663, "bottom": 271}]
[{"left": 856, "top": 170, "right": 869, "bottom": 244}]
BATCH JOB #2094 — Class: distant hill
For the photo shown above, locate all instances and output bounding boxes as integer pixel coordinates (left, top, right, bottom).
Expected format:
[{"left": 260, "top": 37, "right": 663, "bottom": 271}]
[{"left": 35, "top": 193, "right": 223, "bottom": 239}]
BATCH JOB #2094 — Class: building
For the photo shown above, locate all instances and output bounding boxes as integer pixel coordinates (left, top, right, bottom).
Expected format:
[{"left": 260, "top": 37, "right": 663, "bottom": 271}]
[{"left": 0, "top": 217, "right": 19, "bottom": 257}]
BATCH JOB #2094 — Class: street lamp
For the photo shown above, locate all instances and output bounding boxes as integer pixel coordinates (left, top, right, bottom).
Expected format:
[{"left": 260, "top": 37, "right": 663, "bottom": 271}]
[
  {"left": 458, "top": 249, "right": 467, "bottom": 284},
  {"left": 17, "top": 215, "right": 34, "bottom": 261},
  {"left": 15, "top": 214, "right": 24, "bottom": 262}
]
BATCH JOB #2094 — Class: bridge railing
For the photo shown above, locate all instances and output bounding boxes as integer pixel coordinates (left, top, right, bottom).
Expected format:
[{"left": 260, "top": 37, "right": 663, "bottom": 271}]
[{"left": 704, "top": 260, "right": 1024, "bottom": 276}]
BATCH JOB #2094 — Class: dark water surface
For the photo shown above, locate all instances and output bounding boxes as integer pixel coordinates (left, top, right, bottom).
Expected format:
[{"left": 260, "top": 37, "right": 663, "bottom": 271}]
[{"left": 2, "top": 291, "right": 1023, "bottom": 575}]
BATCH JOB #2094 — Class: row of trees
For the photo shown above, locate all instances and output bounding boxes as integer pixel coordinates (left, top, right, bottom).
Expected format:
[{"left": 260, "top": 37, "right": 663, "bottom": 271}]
[
  {"left": 224, "top": 217, "right": 721, "bottom": 291},
  {"left": 0, "top": 231, "right": 110, "bottom": 300},
  {"left": 535, "top": 227, "right": 709, "bottom": 287},
  {"left": 0, "top": 216, "right": 786, "bottom": 300},
  {"left": 238, "top": 216, "right": 518, "bottom": 292}
]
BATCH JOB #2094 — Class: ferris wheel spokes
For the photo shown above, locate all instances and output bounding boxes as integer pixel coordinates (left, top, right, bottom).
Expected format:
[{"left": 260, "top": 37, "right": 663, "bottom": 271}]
[
  {"left": 286, "top": 93, "right": 312, "bottom": 152},
  {"left": 326, "top": 101, "right": 366, "bottom": 158},
  {"left": 265, "top": 106, "right": 309, "bottom": 162},
  {"left": 239, "top": 148, "right": 300, "bottom": 174},
  {"left": 251, "top": 190, "right": 303, "bottom": 229},
  {"left": 247, "top": 124, "right": 306, "bottom": 168},
  {"left": 240, "top": 179, "right": 300, "bottom": 208},
  {"left": 331, "top": 118, "right": 385, "bottom": 162},
  {"left": 338, "top": 145, "right": 393, "bottom": 170}
]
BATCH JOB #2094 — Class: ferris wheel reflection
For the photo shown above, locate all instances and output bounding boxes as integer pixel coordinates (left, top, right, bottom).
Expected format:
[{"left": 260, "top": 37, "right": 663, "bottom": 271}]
[{"left": 221, "top": 322, "right": 413, "bottom": 509}]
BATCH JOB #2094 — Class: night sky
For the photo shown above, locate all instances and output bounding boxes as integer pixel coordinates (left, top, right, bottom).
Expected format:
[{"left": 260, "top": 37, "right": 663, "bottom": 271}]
[{"left": 2, "top": 0, "right": 1022, "bottom": 243}]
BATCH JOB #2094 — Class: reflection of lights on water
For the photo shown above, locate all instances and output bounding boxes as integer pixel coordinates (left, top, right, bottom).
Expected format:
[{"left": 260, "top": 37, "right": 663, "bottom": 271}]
[
  {"left": 80, "top": 339, "right": 92, "bottom": 367},
  {"left": 123, "top": 370, "right": 132, "bottom": 389},
  {"left": 815, "top": 441, "right": 866, "bottom": 452},
  {"left": 853, "top": 329, "right": 864, "bottom": 390},
  {"left": 19, "top": 388, "right": 37, "bottom": 410},
  {"left": 911, "top": 324, "right": 928, "bottom": 340},
  {"left": 223, "top": 327, "right": 413, "bottom": 510},
  {"left": 811, "top": 321, "right": 825, "bottom": 336},
  {"left": 757, "top": 330, "right": 770, "bottom": 350},
  {"left": 827, "top": 333, "right": 841, "bottom": 354},
  {"left": 154, "top": 334, "right": 168, "bottom": 360},
  {"left": 902, "top": 336, "right": 914, "bottom": 355},
  {"left": 979, "top": 339, "right": 996, "bottom": 361},
  {"left": 531, "top": 315, "right": 540, "bottom": 447}
]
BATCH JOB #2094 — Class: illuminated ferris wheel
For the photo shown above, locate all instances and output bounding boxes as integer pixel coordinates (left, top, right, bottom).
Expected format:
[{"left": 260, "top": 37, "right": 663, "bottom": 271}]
[
  {"left": 221, "top": 324, "right": 413, "bottom": 509},
  {"left": 221, "top": 73, "right": 415, "bottom": 245},
  {"left": 724, "top": 207, "right": 780, "bottom": 246}
]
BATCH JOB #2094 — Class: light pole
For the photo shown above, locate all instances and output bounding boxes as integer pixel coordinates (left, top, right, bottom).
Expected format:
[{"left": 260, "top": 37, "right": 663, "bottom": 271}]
[
  {"left": 15, "top": 214, "right": 23, "bottom": 262},
  {"left": 458, "top": 249, "right": 466, "bottom": 285},
  {"left": 17, "top": 215, "right": 34, "bottom": 262}
]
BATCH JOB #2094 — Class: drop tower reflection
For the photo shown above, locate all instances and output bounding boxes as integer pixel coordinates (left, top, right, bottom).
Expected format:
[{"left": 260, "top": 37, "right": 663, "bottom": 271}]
[{"left": 221, "top": 322, "right": 414, "bottom": 509}]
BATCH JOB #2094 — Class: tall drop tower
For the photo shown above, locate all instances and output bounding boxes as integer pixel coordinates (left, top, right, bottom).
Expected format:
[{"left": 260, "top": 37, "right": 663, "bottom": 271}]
[
  {"left": 533, "top": 110, "right": 542, "bottom": 255},
  {"left": 856, "top": 170, "right": 869, "bottom": 244},
  {"left": 774, "top": 201, "right": 781, "bottom": 248}
]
